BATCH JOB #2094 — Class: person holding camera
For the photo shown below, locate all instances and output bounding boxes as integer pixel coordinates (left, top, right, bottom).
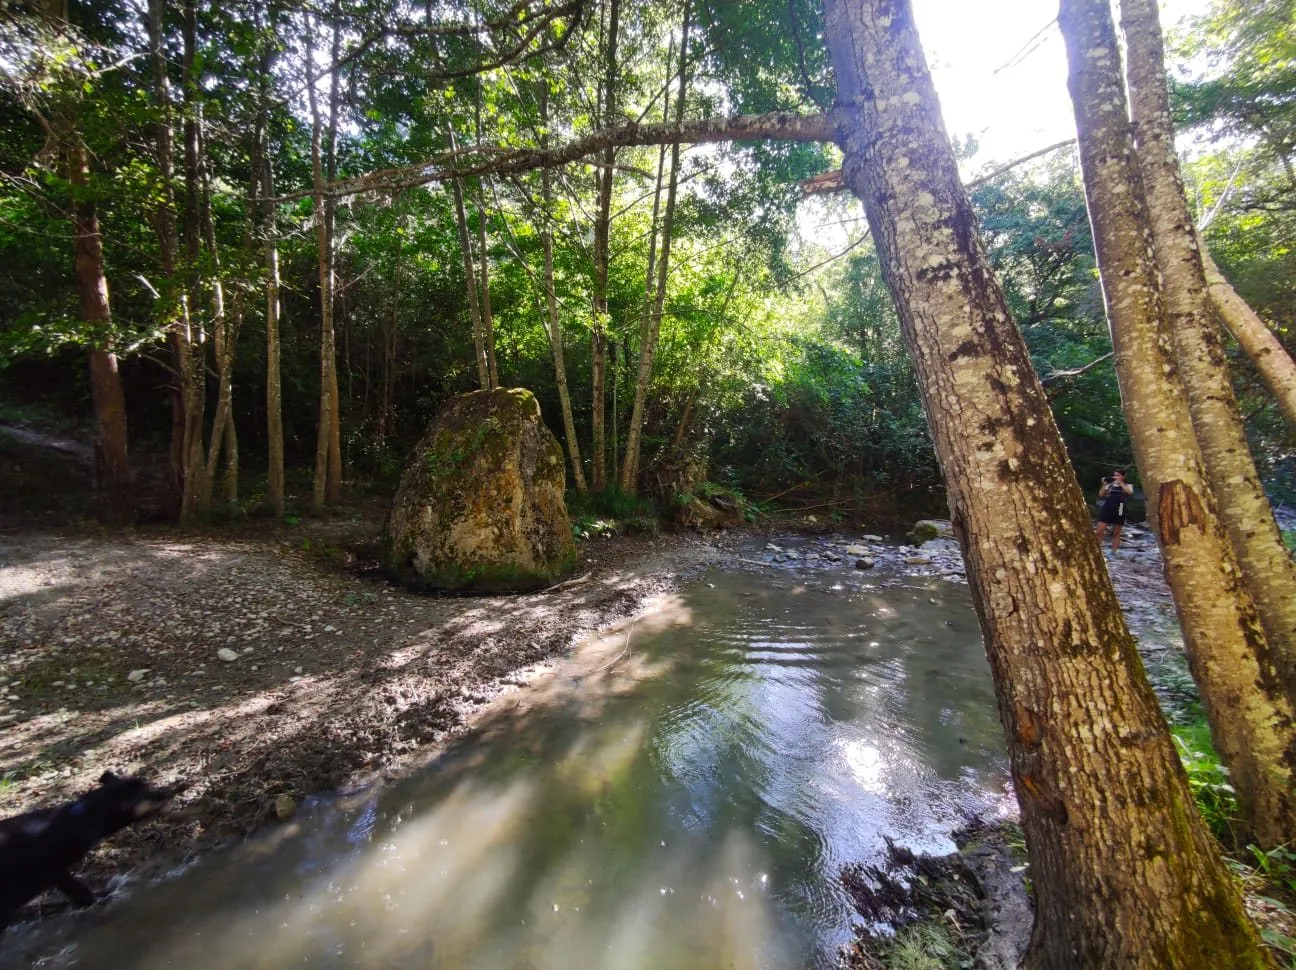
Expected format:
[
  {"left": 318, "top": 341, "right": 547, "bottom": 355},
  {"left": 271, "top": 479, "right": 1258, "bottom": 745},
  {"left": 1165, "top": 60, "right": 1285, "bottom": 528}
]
[{"left": 1095, "top": 468, "right": 1134, "bottom": 554}]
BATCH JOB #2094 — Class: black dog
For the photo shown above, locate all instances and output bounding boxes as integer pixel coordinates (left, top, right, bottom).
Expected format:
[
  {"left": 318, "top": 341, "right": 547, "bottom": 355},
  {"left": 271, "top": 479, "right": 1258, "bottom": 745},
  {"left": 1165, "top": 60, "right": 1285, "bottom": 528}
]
[{"left": 0, "top": 771, "right": 173, "bottom": 932}]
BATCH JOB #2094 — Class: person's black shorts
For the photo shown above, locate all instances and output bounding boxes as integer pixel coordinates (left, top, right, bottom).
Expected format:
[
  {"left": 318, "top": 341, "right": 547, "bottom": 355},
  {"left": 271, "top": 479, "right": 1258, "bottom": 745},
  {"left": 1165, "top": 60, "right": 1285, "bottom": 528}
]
[{"left": 1098, "top": 505, "right": 1126, "bottom": 526}]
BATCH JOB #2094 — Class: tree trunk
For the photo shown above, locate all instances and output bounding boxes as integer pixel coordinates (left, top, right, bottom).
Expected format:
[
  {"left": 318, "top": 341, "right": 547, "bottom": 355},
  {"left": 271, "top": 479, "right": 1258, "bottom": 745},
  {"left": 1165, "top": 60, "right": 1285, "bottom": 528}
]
[
  {"left": 823, "top": 0, "right": 1273, "bottom": 965},
  {"left": 199, "top": 120, "right": 235, "bottom": 515},
  {"left": 307, "top": 14, "right": 341, "bottom": 511},
  {"left": 475, "top": 85, "right": 499, "bottom": 389},
  {"left": 1196, "top": 228, "right": 1296, "bottom": 433},
  {"left": 67, "top": 142, "right": 134, "bottom": 526},
  {"left": 1060, "top": 0, "right": 1296, "bottom": 849},
  {"left": 478, "top": 192, "right": 498, "bottom": 388},
  {"left": 451, "top": 175, "right": 490, "bottom": 389},
  {"left": 177, "top": 0, "right": 207, "bottom": 524},
  {"left": 1121, "top": 0, "right": 1296, "bottom": 701},
  {"left": 622, "top": 0, "right": 690, "bottom": 493},
  {"left": 261, "top": 128, "right": 285, "bottom": 518},
  {"left": 540, "top": 90, "right": 588, "bottom": 493},
  {"left": 145, "top": 0, "right": 186, "bottom": 514},
  {"left": 590, "top": 0, "right": 621, "bottom": 492},
  {"left": 324, "top": 14, "right": 343, "bottom": 504}
]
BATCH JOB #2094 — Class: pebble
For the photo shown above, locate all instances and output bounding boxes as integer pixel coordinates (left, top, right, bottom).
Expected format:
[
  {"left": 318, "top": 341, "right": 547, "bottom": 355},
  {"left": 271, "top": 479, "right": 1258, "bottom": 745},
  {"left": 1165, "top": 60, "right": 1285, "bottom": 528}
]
[
  {"left": 127, "top": 669, "right": 149, "bottom": 682},
  {"left": 216, "top": 648, "right": 240, "bottom": 662},
  {"left": 855, "top": 559, "right": 875, "bottom": 570}
]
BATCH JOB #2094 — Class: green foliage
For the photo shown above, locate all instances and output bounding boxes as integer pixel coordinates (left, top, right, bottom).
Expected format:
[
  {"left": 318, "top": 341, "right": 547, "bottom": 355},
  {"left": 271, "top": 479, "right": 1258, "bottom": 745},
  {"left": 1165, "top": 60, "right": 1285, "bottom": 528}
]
[
  {"left": 1171, "top": 719, "right": 1243, "bottom": 846},
  {"left": 875, "top": 921, "right": 967, "bottom": 970}
]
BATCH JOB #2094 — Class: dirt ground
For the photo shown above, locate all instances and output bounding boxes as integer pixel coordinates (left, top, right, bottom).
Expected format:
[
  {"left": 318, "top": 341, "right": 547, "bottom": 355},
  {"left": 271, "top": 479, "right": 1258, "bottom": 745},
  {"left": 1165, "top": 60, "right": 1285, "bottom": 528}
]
[{"left": 0, "top": 509, "right": 730, "bottom": 919}]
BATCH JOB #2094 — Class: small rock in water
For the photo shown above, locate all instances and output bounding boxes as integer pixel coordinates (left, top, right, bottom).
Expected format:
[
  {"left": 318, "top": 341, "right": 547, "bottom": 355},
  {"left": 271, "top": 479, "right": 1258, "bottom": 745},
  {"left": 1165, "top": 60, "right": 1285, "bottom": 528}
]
[
  {"left": 863, "top": 534, "right": 883, "bottom": 542},
  {"left": 904, "top": 556, "right": 932, "bottom": 566},
  {"left": 845, "top": 545, "right": 868, "bottom": 556},
  {"left": 127, "top": 669, "right": 149, "bottom": 682},
  {"left": 855, "top": 558, "right": 876, "bottom": 570},
  {"left": 217, "top": 648, "right": 240, "bottom": 662},
  {"left": 274, "top": 793, "right": 296, "bottom": 821}
]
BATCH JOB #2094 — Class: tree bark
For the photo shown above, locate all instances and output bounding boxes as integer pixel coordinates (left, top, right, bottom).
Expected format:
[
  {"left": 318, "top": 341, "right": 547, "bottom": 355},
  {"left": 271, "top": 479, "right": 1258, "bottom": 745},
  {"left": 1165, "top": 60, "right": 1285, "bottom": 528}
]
[
  {"left": 540, "top": 89, "right": 588, "bottom": 493},
  {"left": 451, "top": 174, "right": 490, "bottom": 389},
  {"left": 824, "top": 0, "right": 1273, "bottom": 965},
  {"left": 145, "top": 0, "right": 187, "bottom": 514},
  {"left": 475, "top": 84, "right": 499, "bottom": 389},
  {"left": 199, "top": 120, "right": 236, "bottom": 515},
  {"left": 621, "top": 0, "right": 690, "bottom": 493},
  {"left": 590, "top": 0, "right": 621, "bottom": 492},
  {"left": 177, "top": 0, "right": 207, "bottom": 523},
  {"left": 324, "top": 29, "right": 343, "bottom": 505},
  {"left": 1060, "top": 0, "right": 1296, "bottom": 849},
  {"left": 1196, "top": 229, "right": 1296, "bottom": 434},
  {"left": 307, "top": 14, "right": 342, "bottom": 511},
  {"left": 1121, "top": 0, "right": 1296, "bottom": 701},
  {"left": 321, "top": 109, "right": 836, "bottom": 200},
  {"left": 261, "top": 125, "right": 286, "bottom": 518},
  {"left": 69, "top": 145, "right": 134, "bottom": 526}
]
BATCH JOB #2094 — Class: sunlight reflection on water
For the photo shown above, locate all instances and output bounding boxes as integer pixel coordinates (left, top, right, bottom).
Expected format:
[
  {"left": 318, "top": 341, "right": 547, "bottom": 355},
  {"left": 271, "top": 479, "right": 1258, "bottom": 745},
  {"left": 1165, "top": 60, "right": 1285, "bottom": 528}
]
[{"left": 21, "top": 565, "right": 1012, "bottom": 970}]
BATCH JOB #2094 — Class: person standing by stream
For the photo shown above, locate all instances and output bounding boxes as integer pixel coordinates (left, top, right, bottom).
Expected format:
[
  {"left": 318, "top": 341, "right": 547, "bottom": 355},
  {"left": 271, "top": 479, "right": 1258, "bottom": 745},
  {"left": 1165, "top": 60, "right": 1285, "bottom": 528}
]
[{"left": 1095, "top": 468, "right": 1135, "bottom": 554}]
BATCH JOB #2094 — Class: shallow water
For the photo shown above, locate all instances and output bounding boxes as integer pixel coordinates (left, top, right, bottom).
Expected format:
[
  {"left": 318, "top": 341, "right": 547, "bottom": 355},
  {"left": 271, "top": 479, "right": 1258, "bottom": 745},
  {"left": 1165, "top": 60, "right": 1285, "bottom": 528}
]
[{"left": 25, "top": 564, "right": 1011, "bottom": 969}]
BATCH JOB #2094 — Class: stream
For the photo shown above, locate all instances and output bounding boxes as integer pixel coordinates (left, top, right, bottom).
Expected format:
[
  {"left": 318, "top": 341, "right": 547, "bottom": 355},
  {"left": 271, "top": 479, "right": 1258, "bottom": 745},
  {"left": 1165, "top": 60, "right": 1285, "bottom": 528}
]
[{"left": 26, "top": 557, "right": 1013, "bottom": 969}]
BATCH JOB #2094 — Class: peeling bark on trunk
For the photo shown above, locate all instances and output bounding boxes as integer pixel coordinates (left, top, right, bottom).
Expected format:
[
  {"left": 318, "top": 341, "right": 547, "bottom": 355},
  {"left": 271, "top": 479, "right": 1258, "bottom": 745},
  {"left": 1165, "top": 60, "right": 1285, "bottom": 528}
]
[
  {"left": 590, "top": 0, "right": 620, "bottom": 493},
  {"left": 1121, "top": 0, "right": 1296, "bottom": 701},
  {"left": 622, "top": 0, "right": 690, "bottom": 494},
  {"left": 823, "top": 0, "right": 1273, "bottom": 965},
  {"left": 1197, "top": 229, "right": 1296, "bottom": 434},
  {"left": 1061, "top": 0, "right": 1296, "bottom": 850}
]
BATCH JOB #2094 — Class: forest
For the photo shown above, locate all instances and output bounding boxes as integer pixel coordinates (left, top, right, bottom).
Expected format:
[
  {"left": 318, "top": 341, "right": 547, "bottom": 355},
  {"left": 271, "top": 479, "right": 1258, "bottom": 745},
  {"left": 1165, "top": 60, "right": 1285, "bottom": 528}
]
[{"left": 1, "top": 0, "right": 1296, "bottom": 967}]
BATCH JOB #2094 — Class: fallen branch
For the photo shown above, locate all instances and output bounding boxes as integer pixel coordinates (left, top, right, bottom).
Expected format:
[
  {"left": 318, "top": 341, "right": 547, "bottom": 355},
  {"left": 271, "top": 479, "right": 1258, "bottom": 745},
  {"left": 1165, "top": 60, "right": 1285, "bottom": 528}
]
[
  {"left": 1041, "top": 351, "right": 1113, "bottom": 383},
  {"left": 267, "top": 110, "right": 839, "bottom": 202}
]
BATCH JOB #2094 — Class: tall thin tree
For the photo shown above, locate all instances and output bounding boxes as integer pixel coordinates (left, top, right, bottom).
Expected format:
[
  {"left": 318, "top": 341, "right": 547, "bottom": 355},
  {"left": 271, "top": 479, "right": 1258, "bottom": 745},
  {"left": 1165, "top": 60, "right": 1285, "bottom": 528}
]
[
  {"left": 622, "top": 0, "right": 690, "bottom": 492},
  {"left": 1059, "top": 0, "right": 1296, "bottom": 848},
  {"left": 822, "top": 0, "right": 1273, "bottom": 963},
  {"left": 1120, "top": 0, "right": 1296, "bottom": 700}
]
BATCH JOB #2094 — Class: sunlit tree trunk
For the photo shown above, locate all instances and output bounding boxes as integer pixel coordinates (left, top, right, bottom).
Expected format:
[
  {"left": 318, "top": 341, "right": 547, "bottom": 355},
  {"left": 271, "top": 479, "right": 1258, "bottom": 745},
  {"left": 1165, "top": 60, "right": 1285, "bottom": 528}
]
[
  {"left": 590, "top": 0, "right": 621, "bottom": 491},
  {"left": 1195, "top": 229, "right": 1296, "bottom": 434},
  {"left": 823, "top": 0, "right": 1273, "bottom": 965},
  {"left": 1121, "top": 0, "right": 1296, "bottom": 701},
  {"left": 1061, "top": 0, "right": 1296, "bottom": 849},
  {"left": 622, "top": 0, "right": 690, "bottom": 493},
  {"left": 540, "top": 89, "right": 588, "bottom": 493}
]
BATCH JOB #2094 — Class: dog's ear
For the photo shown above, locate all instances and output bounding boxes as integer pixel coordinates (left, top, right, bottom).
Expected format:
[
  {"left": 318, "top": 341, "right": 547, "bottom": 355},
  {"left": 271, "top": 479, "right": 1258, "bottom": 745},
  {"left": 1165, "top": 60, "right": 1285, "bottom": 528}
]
[{"left": 98, "top": 771, "right": 120, "bottom": 785}]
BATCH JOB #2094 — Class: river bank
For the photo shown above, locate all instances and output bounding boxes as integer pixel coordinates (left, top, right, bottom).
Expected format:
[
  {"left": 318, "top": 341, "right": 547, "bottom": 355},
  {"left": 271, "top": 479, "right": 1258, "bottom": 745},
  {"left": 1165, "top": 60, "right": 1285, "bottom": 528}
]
[{"left": 0, "top": 511, "right": 730, "bottom": 920}]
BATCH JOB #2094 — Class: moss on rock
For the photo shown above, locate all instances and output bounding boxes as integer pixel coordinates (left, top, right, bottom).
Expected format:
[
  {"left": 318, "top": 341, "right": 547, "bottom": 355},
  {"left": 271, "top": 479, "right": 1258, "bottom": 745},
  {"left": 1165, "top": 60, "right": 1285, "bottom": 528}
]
[{"left": 383, "top": 388, "right": 575, "bottom": 591}]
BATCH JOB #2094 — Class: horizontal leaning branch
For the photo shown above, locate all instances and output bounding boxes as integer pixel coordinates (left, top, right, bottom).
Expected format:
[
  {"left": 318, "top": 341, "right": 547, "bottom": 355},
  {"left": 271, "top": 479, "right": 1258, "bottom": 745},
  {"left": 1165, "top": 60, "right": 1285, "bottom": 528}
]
[{"left": 265, "top": 109, "right": 841, "bottom": 202}]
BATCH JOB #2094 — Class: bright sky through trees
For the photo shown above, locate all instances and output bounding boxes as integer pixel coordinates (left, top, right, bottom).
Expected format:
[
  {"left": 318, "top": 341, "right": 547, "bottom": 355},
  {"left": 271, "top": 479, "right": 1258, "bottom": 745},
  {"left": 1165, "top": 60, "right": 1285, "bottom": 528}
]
[{"left": 915, "top": 0, "right": 1213, "bottom": 171}]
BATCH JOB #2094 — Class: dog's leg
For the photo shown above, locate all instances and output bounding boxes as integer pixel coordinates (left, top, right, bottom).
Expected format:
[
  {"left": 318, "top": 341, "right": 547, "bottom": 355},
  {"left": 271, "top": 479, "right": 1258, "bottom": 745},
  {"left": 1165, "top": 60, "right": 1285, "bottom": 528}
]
[{"left": 52, "top": 871, "right": 99, "bottom": 908}]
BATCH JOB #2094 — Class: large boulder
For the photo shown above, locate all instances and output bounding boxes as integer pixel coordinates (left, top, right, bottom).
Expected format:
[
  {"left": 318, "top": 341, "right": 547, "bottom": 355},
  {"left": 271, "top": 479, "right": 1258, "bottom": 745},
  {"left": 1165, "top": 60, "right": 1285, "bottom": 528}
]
[{"left": 383, "top": 388, "right": 575, "bottom": 591}]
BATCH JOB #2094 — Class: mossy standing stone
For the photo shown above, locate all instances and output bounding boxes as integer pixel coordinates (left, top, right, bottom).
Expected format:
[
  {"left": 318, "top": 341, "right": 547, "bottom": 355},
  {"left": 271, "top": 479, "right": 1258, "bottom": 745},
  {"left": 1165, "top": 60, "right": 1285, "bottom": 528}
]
[{"left": 383, "top": 388, "right": 575, "bottom": 590}]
